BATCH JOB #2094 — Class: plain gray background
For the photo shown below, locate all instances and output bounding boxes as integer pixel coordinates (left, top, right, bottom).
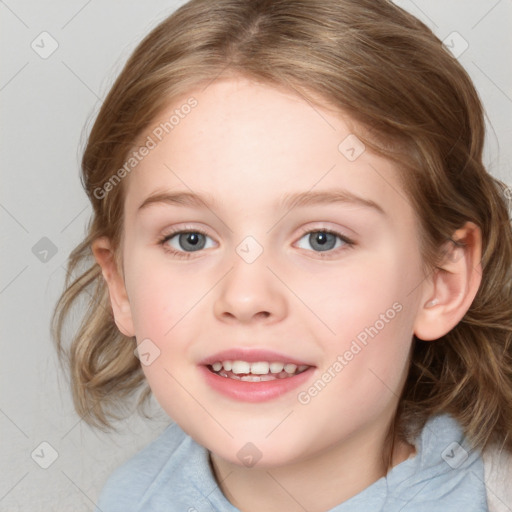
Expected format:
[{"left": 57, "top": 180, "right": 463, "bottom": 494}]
[{"left": 1, "top": 1, "right": 511, "bottom": 510}]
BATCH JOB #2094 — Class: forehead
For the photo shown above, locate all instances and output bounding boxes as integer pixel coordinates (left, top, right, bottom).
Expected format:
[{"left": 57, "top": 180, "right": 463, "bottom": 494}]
[{"left": 122, "top": 77, "right": 411, "bottom": 220}]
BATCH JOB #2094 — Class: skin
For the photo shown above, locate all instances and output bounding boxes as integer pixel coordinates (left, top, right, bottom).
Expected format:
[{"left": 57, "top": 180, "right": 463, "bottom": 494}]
[{"left": 93, "top": 75, "right": 482, "bottom": 512}]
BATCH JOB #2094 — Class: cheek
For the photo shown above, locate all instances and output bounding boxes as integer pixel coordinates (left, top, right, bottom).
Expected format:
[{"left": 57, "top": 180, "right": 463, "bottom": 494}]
[
  {"left": 305, "top": 247, "right": 418, "bottom": 336},
  {"left": 124, "top": 253, "right": 209, "bottom": 396},
  {"left": 301, "top": 246, "right": 419, "bottom": 390},
  {"left": 127, "top": 265, "right": 203, "bottom": 419},
  {"left": 125, "top": 253, "right": 202, "bottom": 340}
]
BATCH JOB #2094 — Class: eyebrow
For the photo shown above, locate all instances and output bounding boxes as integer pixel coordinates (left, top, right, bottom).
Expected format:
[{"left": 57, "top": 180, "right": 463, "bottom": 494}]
[{"left": 137, "top": 189, "right": 386, "bottom": 216}]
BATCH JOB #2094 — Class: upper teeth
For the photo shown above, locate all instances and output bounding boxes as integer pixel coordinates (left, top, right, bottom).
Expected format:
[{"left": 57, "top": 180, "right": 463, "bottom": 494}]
[{"left": 211, "top": 360, "right": 308, "bottom": 375}]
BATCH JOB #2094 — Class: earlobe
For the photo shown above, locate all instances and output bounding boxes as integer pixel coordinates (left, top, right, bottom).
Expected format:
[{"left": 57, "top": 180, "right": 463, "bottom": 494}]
[
  {"left": 413, "top": 222, "right": 482, "bottom": 341},
  {"left": 91, "top": 236, "right": 135, "bottom": 337}
]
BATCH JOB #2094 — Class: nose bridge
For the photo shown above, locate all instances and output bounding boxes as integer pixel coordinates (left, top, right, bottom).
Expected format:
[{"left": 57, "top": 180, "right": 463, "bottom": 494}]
[{"left": 213, "top": 236, "right": 287, "bottom": 323}]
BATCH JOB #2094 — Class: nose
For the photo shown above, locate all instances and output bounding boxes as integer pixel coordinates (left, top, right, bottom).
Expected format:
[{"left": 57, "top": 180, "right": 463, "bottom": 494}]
[{"left": 213, "top": 250, "right": 288, "bottom": 325}]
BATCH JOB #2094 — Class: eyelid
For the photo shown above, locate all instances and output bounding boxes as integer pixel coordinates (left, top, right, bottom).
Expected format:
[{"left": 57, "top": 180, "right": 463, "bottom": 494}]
[
  {"left": 158, "top": 223, "right": 356, "bottom": 259},
  {"left": 158, "top": 225, "right": 215, "bottom": 260},
  {"left": 295, "top": 223, "right": 355, "bottom": 243},
  {"left": 293, "top": 224, "right": 355, "bottom": 254},
  {"left": 158, "top": 223, "right": 353, "bottom": 242},
  {"left": 159, "top": 223, "right": 213, "bottom": 240}
]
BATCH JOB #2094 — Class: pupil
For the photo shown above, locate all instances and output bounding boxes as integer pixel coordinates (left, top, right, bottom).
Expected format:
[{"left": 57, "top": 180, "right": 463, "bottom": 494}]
[
  {"left": 180, "top": 232, "right": 205, "bottom": 251},
  {"left": 188, "top": 233, "right": 199, "bottom": 245},
  {"left": 310, "top": 232, "right": 336, "bottom": 251}
]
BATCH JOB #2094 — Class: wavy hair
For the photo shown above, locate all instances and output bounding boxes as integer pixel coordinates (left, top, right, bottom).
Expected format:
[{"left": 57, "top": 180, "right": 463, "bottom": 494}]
[{"left": 52, "top": 0, "right": 512, "bottom": 469}]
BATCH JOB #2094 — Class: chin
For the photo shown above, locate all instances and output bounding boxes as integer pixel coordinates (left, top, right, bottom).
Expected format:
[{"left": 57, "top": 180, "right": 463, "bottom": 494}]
[{"left": 208, "top": 434, "right": 309, "bottom": 470}]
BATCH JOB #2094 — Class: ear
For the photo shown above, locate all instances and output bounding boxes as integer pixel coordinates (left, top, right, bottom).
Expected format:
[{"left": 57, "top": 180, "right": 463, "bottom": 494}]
[
  {"left": 91, "top": 236, "right": 135, "bottom": 337},
  {"left": 413, "top": 221, "right": 482, "bottom": 341}
]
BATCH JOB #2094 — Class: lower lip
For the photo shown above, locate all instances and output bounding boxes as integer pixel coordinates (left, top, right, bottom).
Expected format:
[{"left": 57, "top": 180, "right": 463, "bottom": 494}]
[{"left": 199, "top": 365, "right": 315, "bottom": 402}]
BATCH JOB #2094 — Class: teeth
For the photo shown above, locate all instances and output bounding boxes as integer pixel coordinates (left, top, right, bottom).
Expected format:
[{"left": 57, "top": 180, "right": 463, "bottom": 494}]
[
  {"left": 210, "top": 360, "right": 310, "bottom": 376},
  {"left": 269, "top": 362, "right": 284, "bottom": 373},
  {"left": 284, "top": 363, "right": 297, "bottom": 374},
  {"left": 231, "top": 361, "right": 251, "bottom": 374},
  {"left": 250, "top": 362, "right": 270, "bottom": 374},
  {"left": 240, "top": 374, "right": 276, "bottom": 382}
]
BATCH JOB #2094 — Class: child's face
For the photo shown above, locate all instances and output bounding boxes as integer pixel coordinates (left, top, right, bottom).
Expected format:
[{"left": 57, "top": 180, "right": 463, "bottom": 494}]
[{"left": 117, "top": 76, "right": 428, "bottom": 467}]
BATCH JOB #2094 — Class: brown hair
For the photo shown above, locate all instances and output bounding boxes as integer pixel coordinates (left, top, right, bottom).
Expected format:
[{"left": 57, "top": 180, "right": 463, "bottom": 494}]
[{"left": 52, "top": 0, "right": 512, "bottom": 469}]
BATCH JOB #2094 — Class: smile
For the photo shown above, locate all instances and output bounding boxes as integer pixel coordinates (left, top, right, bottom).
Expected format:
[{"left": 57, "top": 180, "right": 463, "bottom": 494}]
[
  {"left": 199, "top": 348, "right": 315, "bottom": 401},
  {"left": 208, "top": 360, "right": 311, "bottom": 381}
]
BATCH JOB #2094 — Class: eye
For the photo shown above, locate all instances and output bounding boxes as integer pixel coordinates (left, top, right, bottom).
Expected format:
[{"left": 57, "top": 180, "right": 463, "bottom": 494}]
[
  {"left": 159, "top": 229, "right": 215, "bottom": 258},
  {"left": 158, "top": 227, "right": 354, "bottom": 259},
  {"left": 295, "top": 229, "right": 354, "bottom": 253}
]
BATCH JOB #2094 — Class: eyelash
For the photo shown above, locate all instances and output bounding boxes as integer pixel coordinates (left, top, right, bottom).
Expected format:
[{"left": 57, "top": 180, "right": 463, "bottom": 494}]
[
  {"left": 157, "top": 226, "right": 355, "bottom": 260},
  {"left": 158, "top": 227, "right": 211, "bottom": 260}
]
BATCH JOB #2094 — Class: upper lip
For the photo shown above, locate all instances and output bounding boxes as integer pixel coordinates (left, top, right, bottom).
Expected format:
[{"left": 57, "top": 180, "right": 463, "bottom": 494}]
[{"left": 199, "top": 349, "right": 314, "bottom": 367}]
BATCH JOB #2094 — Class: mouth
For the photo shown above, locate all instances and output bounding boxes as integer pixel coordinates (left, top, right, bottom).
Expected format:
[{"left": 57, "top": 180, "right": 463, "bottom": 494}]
[
  {"left": 206, "top": 360, "right": 311, "bottom": 382},
  {"left": 199, "top": 349, "right": 316, "bottom": 402}
]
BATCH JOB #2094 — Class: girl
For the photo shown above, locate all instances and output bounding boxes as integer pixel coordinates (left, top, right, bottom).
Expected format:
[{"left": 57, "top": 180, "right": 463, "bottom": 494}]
[{"left": 52, "top": 0, "right": 512, "bottom": 510}]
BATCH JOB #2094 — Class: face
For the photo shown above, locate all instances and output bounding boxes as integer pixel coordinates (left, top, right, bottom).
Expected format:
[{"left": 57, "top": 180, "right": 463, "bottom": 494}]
[{"left": 115, "top": 76, "right": 427, "bottom": 468}]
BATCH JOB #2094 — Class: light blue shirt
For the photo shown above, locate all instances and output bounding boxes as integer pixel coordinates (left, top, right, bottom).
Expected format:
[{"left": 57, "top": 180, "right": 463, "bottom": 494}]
[{"left": 95, "top": 413, "right": 488, "bottom": 511}]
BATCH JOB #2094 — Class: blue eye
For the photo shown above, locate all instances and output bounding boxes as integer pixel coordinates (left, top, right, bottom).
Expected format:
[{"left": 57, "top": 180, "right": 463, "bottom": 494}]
[
  {"left": 159, "top": 228, "right": 354, "bottom": 259},
  {"left": 159, "top": 230, "right": 215, "bottom": 258},
  {"left": 296, "top": 230, "right": 353, "bottom": 253}
]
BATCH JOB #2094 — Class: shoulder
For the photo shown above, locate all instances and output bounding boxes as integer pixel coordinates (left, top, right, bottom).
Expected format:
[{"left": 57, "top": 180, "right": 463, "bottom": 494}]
[
  {"left": 94, "top": 422, "right": 188, "bottom": 512},
  {"left": 483, "top": 444, "right": 512, "bottom": 512}
]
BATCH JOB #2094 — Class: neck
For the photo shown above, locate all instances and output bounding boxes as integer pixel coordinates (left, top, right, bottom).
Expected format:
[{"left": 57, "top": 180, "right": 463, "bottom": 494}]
[{"left": 209, "top": 425, "right": 416, "bottom": 512}]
